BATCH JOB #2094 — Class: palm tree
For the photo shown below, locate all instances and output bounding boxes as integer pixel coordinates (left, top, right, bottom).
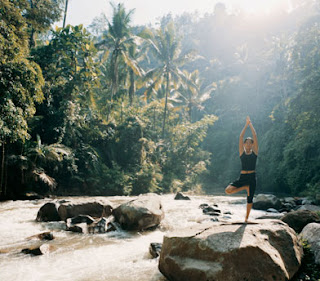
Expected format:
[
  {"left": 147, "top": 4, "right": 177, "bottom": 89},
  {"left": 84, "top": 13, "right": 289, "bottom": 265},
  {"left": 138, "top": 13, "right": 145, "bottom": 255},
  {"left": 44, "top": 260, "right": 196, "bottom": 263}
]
[
  {"left": 100, "top": 3, "right": 142, "bottom": 103},
  {"left": 144, "top": 21, "right": 196, "bottom": 138},
  {"left": 15, "top": 135, "right": 72, "bottom": 191},
  {"left": 63, "top": 0, "right": 69, "bottom": 28},
  {"left": 174, "top": 70, "right": 216, "bottom": 122}
]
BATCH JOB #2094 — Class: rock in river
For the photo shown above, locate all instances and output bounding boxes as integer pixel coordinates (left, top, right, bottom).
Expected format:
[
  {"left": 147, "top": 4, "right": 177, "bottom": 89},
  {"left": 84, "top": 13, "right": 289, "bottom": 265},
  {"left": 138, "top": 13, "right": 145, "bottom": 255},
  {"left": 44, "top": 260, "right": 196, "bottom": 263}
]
[
  {"left": 281, "top": 210, "right": 320, "bottom": 233},
  {"left": 159, "top": 220, "right": 303, "bottom": 281},
  {"left": 36, "top": 200, "right": 113, "bottom": 222},
  {"left": 113, "top": 193, "right": 164, "bottom": 231},
  {"left": 253, "top": 194, "right": 282, "bottom": 211}
]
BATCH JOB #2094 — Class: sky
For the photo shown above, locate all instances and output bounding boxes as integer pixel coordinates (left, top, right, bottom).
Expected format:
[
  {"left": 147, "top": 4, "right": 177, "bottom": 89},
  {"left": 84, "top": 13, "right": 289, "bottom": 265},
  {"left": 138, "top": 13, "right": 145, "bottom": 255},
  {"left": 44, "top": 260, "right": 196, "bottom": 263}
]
[{"left": 58, "top": 0, "right": 292, "bottom": 28}]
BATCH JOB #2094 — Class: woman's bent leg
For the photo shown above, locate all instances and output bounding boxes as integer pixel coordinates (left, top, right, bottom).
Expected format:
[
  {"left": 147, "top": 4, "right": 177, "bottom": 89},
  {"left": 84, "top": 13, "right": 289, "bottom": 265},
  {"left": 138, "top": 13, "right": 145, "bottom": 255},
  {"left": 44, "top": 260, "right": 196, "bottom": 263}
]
[{"left": 225, "top": 184, "right": 250, "bottom": 196}]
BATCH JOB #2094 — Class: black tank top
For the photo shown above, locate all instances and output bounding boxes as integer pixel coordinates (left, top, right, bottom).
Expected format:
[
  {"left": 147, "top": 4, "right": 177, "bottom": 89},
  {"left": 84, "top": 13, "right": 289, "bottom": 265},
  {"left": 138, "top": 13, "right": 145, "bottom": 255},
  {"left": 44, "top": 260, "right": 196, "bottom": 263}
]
[{"left": 240, "top": 151, "right": 257, "bottom": 171}]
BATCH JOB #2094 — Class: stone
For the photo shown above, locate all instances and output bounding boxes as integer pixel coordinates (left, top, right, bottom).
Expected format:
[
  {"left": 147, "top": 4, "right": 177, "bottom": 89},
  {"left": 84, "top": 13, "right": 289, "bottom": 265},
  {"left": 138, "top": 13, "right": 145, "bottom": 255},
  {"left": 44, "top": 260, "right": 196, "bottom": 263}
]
[
  {"left": 27, "top": 232, "right": 54, "bottom": 241},
  {"left": 66, "top": 225, "right": 84, "bottom": 233},
  {"left": 199, "top": 203, "right": 209, "bottom": 209},
  {"left": 36, "top": 200, "right": 113, "bottom": 222},
  {"left": 174, "top": 192, "right": 190, "bottom": 200},
  {"left": 300, "top": 223, "right": 320, "bottom": 264},
  {"left": 36, "top": 202, "right": 61, "bottom": 222},
  {"left": 21, "top": 247, "right": 43, "bottom": 256},
  {"left": 159, "top": 220, "right": 303, "bottom": 281},
  {"left": 297, "top": 204, "right": 320, "bottom": 212},
  {"left": 267, "top": 208, "right": 279, "bottom": 213},
  {"left": 256, "top": 213, "right": 285, "bottom": 220},
  {"left": 302, "top": 199, "right": 313, "bottom": 205},
  {"left": 58, "top": 202, "right": 112, "bottom": 221},
  {"left": 88, "top": 218, "right": 107, "bottom": 234},
  {"left": 202, "top": 207, "right": 221, "bottom": 214},
  {"left": 106, "top": 221, "right": 118, "bottom": 232},
  {"left": 253, "top": 194, "right": 282, "bottom": 211},
  {"left": 113, "top": 193, "right": 164, "bottom": 231},
  {"left": 149, "top": 242, "right": 162, "bottom": 258},
  {"left": 70, "top": 215, "right": 95, "bottom": 225},
  {"left": 281, "top": 210, "right": 320, "bottom": 233},
  {"left": 279, "top": 202, "right": 295, "bottom": 212}
]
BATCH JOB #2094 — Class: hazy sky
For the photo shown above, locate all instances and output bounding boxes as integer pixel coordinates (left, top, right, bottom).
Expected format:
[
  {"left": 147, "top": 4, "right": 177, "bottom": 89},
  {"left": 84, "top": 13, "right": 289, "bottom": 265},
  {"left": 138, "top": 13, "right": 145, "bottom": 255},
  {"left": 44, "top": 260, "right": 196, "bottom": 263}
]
[{"left": 59, "top": 0, "right": 291, "bottom": 28}]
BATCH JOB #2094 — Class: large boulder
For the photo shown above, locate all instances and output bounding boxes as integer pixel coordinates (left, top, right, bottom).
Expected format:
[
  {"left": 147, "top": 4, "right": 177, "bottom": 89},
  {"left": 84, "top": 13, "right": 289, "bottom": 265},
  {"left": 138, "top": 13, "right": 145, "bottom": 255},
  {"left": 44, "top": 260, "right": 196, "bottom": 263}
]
[
  {"left": 36, "top": 200, "right": 113, "bottom": 222},
  {"left": 58, "top": 202, "right": 112, "bottom": 221},
  {"left": 253, "top": 194, "right": 282, "bottom": 211},
  {"left": 281, "top": 210, "right": 320, "bottom": 233},
  {"left": 113, "top": 193, "right": 164, "bottom": 231},
  {"left": 159, "top": 220, "right": 303, "bottom": 281},
  {"left": 300, "top": 223, "right": 320, "bottom": 264},
  {"left": 36, "top": 202, "right": 60, "bottom": 222}
]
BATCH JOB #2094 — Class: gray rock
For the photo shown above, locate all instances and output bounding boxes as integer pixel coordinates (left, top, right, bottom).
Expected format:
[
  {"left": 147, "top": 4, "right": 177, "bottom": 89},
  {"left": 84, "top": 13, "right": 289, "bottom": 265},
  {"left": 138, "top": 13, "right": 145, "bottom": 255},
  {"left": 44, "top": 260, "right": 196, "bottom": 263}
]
[
  {"left": 256, "top": 213, "right": 285, "bottom": 220},
  {"left": 253, "top": 194, "right": 282, "bottom": 211},
  {"left": 300, "top": 223, "right": 320, "bottom": 264},
  {"left": 113, "top": 193, "right": 164, "bottom": 231},
  {"left": 88, "top": 217, "right": 107, "bottom": 234},
  {"left": 149, "top": 242, "right": 162, "bottom": 258},
  {"left": 159, "top": 220, "right": 303, "bottom": 281},
  {"left": 203, "top": 206, "right": 221, "bottom": 214},
  {"left": 267, "top": 208, "right": 279, "bottom": 213},
  {"left": 297, "top": 204, "right": 320, "bottom": 212},
  {"left": 281, "top": 210, "right": 320, "bottom": 233},
  {"left": 199, "top": 203, "right": 209, "bottom": 209},
  {"left": 302, "top": 199, "right": 314, "bottom": 205},
  {"left": 174, "top": 192, "right": 190, "bottom": 200}
]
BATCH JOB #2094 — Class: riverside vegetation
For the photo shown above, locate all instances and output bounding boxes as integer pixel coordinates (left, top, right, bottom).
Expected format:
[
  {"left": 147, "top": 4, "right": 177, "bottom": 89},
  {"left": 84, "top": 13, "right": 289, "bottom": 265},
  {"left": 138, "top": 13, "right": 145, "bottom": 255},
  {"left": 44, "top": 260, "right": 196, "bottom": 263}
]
[{"left": 1, "top": 1, "right": 320, "bottom": 204}]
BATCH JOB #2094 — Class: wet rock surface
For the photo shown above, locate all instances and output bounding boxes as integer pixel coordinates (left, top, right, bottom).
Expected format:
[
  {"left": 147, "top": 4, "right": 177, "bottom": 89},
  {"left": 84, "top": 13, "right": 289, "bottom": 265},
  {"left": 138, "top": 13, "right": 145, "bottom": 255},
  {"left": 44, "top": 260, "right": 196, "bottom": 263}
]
[{"left": 159, "top": 220, "right": 303, "bottom": 281}]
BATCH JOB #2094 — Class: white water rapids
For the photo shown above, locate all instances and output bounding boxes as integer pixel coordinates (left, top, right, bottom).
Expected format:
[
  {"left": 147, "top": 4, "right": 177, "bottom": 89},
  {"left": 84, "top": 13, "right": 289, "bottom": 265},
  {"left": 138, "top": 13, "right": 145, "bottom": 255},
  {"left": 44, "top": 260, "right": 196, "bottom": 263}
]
[{"left": 0, "top": 194, "right": 267, "bottom": 281}]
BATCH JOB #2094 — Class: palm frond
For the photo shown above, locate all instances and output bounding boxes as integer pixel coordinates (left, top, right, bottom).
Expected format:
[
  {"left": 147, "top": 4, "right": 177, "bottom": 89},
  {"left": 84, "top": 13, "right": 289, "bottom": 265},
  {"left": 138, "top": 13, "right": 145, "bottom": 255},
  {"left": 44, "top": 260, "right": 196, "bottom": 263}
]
[{"left": 33, "top": 170, "right": 57, "bottom": 190}]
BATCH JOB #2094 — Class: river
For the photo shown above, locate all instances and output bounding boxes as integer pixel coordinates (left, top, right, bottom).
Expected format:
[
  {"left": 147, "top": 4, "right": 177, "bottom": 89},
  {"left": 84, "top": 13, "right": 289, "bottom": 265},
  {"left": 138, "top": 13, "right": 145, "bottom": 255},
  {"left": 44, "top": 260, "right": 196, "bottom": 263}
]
[{"left": 0, "top": 194, "right": 267, "bottom": 281}]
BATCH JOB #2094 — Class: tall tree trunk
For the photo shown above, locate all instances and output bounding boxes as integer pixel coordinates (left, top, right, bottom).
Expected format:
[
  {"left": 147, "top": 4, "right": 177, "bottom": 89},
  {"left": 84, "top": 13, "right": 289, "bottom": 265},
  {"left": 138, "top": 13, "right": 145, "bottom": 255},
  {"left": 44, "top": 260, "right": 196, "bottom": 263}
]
[
  {"left": 29, "top": 0, "right": 35, "bottom": 48},
  {"left": 63, "top": 0, "right": 69, "bottom": 28},
  {"left": 129, "top": 69, "right": 135, "bottom": 106},
  {"left": 0, "top": 143, "right": 5, "bottom": 197},
  {"left": 162, "top": 72, "right": 170, "bottom": 138}
]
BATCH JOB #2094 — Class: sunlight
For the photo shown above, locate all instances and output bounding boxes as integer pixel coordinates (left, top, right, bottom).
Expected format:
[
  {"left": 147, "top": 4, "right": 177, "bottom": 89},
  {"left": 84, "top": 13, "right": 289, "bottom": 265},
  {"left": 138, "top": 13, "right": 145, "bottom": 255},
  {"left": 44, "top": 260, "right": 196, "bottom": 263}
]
[{"left": 231, "top": 0, "right": 291, "bottom": 15}]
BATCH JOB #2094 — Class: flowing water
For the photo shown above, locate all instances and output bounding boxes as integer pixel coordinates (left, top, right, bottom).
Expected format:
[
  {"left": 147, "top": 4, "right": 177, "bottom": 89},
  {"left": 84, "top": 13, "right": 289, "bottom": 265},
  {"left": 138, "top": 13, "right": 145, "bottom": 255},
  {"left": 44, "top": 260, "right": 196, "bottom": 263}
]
[{"left": 0, "top": 194, "right": 267, "bottom": 281}]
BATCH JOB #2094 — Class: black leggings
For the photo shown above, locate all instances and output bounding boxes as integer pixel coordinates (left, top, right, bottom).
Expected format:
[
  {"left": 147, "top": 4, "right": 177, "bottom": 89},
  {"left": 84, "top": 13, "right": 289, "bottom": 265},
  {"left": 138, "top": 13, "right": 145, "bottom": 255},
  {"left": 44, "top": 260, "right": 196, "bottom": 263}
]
[{"left": 230, "top": 173, "right": 256, "bottom": 203}]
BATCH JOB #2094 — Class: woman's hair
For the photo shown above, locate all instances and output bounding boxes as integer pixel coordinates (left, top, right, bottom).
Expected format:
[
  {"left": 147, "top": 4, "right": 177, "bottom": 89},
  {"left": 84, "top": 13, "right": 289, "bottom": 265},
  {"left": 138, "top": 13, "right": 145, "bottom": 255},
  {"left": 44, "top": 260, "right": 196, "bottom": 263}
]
[{"left": 244, "top": 137, "right": 254, "bottom": 144}]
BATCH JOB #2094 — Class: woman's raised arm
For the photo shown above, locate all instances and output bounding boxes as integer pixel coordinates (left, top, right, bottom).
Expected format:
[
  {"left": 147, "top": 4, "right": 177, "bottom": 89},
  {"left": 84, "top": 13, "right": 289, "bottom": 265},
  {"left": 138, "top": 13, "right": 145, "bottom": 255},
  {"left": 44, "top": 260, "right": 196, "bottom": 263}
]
[
  {"left": 248, "top": 118, "right": 258, "bottom": 155},
  {"left": 239, "top": 116, "right": 250, "bottom": 156}
]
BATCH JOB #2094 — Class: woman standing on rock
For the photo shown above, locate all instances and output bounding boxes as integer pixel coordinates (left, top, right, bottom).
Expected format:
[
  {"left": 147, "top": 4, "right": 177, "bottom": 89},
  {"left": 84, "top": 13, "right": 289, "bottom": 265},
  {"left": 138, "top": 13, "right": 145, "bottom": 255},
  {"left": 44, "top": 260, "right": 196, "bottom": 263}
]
[{"left": 225, "top": 116, "right": 258, "bottom": 222}]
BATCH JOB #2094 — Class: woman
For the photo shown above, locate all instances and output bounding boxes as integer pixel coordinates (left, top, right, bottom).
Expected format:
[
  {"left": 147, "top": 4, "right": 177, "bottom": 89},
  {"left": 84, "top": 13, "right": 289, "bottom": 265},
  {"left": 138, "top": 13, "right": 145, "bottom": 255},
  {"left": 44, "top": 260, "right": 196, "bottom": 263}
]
[{"left": 225, "top": 116, "right": 258, "bottom": 222}]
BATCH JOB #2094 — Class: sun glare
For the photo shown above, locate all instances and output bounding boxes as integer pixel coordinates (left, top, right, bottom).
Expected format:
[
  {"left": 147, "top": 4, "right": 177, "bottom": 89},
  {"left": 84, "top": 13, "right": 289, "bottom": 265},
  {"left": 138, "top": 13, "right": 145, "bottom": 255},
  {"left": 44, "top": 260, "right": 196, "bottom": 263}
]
[{"left": 231, "top": 0, "right": 290, "bottom": 15}]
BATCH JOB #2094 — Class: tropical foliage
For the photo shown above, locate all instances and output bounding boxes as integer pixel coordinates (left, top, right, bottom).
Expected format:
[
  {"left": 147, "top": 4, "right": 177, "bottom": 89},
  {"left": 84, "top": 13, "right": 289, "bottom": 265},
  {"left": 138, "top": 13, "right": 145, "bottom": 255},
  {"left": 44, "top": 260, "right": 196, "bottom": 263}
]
[{"left": 1, "top": 0, "right": 320, "bottom": 199}]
